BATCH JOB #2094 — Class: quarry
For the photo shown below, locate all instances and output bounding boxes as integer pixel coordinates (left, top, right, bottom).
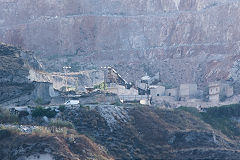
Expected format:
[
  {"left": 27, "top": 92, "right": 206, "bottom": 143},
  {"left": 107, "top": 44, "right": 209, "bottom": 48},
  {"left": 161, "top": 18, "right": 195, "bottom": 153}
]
[
  {"left": 24, "top": 63, "right": 237, "bottom": 110},
  {"left": 2, "top": 0, "right": 240, "bottom": 159},
  {"left": 0, "top": 42, "right": 240, "bottom": 159}
]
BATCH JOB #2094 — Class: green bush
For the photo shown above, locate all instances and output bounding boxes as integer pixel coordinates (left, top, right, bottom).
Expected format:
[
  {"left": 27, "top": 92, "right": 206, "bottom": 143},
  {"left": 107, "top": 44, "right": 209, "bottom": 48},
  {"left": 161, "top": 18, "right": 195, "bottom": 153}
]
[
  {"left": 49, "top": 119, "right": 74, "bottom": 129},
  {"left": 178, "top": 104, "right": 240, "bottom": 137},
  {"left": 94, "top": 82, "right": 105, "bottom": 90},
  {"left": 59, "top": 105, "right": 66, "bottom": 112},
  {"left": 32, "top": 106, "right": 57, "bottom": 118}
]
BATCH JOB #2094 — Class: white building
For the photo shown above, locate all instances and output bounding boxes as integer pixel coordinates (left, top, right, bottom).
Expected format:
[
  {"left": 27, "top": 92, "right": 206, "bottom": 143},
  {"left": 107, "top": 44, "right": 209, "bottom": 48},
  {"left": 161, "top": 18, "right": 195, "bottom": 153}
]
[
  {"left": 209, "top": 82, "right": 234, "bottom": 102},
  {"left": 179, "top": 84, "right": 198, "bottom": 101}
]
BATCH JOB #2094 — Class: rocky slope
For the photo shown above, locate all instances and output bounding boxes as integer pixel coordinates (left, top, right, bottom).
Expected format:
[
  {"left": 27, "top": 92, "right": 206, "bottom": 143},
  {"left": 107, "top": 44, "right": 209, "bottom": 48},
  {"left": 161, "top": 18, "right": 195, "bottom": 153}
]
[
  {"left": 0, "top": 43, "right": 35, "bottom": 103},
  {"left": 0, "top": 129, "right": 112, "bottom": 160},
  {"left": 62, "top": 105, "right": 240, "bottom": 160},
  {"left": 1, "top": 0, "right": 240, "bottom": 88},
  {"left": 0, "top": 43, "right": 55, "bottom": 105}
]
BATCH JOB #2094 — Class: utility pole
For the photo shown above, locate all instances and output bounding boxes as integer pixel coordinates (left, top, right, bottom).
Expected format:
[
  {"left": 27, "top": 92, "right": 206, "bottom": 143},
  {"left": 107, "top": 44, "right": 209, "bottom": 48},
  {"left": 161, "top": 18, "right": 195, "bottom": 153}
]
[
  {"left": 75, "top": 77, "right": 79, "bottom": 93},
  {"left": 63, "top": 66, "right": 71, "bottom": 92},
  {"left": 104, "top": 68, "right": 106, "bottom": 90},
  {"left": 101, "top": 66, "right": 108, "bottom": 90},
  {"left": 147, "top": 82, "right": 150, "bottom": 105}
]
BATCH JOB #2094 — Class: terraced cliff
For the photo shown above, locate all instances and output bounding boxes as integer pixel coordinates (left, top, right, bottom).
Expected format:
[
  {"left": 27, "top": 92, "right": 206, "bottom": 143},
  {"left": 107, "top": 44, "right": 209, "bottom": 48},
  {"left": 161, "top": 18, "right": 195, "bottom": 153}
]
[{"left": 1, "top": 0, "right": 240, "bottom": 87}]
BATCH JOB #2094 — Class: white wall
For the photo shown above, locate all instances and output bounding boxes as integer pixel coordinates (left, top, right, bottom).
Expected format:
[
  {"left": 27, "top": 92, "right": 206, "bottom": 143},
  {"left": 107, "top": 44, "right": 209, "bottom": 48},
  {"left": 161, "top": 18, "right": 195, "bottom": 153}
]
[
  {"left": 209, "top": 86, "right": 220, "bottom": 95},
  {"left": 180, "top": 84, "right": 198, "bottom": 98},
  {"left": 209, "top": 94, "right": 220, "bottom": 102},
  {"left": 107, "top": 85, "right": 138, "bottom": 96},
  {"left": 165, "top": 88, "right": 178, "bottom": 97},
  {"left": 150, "top": 86, "right": 165, "bottom": 97}
]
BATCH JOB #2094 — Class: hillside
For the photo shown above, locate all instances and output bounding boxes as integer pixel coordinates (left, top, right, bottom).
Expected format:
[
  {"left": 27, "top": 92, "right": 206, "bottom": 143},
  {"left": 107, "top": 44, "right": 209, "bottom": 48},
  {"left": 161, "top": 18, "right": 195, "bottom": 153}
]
[
  {"left": 62, "top": 105, "right": 240, "bottom": 159},
  {"left": 1, "top": 0, "right": 240, "bottom": 88},
  {"left": 0, "top": 128, "right": 112, "bottom": 160},
  {"left": 2, "top": 92, "right": 240, "bottom": 159},
  {"left": 2, "top": 1, "right": 240, "bottom": 159}
]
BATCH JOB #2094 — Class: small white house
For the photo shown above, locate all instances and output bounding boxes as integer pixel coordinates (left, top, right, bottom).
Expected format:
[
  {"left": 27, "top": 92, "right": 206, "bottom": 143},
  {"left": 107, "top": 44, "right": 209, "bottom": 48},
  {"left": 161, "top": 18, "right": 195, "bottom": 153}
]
[
  {"left": 209, "top": 82, "right": 234, "bottom": 102},
  {"left": 209, "top": 82, "right": 221, "bottom": 102}
]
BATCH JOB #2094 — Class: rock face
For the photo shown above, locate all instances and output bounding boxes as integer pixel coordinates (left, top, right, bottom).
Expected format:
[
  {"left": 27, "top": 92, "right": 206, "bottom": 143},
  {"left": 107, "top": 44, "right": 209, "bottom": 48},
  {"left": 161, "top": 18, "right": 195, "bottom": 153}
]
[
  {"left": 0, "top": 43, "right": 35, "bottom": 103},
  {"left": 0, "top": 43, "right": 55, "bottom": 105},
  {"left": 1, "top": 0, "right": 240, "bottom": 87},
  {"left": 28, "top": 69, "right": 104, "bottom": 92}
]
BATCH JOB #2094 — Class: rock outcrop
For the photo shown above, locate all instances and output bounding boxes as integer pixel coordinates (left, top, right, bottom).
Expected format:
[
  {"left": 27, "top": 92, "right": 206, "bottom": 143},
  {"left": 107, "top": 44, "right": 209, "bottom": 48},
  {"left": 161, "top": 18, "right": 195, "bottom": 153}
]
[
  {"left": 0, "top": 43, "right": 56, "bottom": 105},
  {"left": 28, "top": 69, "right": 104, "bottom": 92},
  {"left": 0, "top": 43, "right": 35, "bottom": 103},
  {"left": 0, "top": 132, "right": 113, "bottom": 160},
  {"left": 1, "top": 0, "right": 240, "bottom": 87}
]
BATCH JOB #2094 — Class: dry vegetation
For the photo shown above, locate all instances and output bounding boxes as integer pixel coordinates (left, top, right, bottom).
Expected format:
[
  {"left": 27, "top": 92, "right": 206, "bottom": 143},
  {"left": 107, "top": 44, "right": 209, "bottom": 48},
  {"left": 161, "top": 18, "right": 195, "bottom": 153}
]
[
  {"left": 0, "top": 108, "right": 19, "bottom": 124},
  {"left": 0, "top": 125, "right": 113, "bottom": 160}
]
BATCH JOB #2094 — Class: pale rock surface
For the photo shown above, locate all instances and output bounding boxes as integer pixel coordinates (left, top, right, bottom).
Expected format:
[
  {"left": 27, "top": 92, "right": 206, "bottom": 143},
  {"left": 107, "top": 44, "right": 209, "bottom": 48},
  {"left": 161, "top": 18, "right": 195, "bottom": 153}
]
[{"left": 0, "top": 0, "right": 240, "bottom": 89}]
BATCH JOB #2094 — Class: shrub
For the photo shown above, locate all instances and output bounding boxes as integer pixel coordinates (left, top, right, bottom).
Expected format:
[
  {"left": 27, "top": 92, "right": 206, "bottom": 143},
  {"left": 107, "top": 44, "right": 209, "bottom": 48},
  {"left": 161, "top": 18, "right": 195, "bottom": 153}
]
[
  {"left": 33, "top": 127, "right": 51, "bottom": 136},
  {"left": 58, "top": 105, "right": 66, "bottom": 112},
  {"left": 94, "top": 82, "right": 105, "bottom": 90},
  {"left": 49, "top": 119, "right": 74, "bottom": 129},
  {"left": 0, "top": 126, "right": 20, "bottom": 140},
  {"left": 111, "top": 101, "right": 122, "bottom": 106},
  {"left": 79, "top": 105, "right": 90, "bottom": 110},
  {"left": 32, "top": 106, "right": 57, "bottom": 118},
  {"left": 0, "top": 109, "right": 19, "bottom": 123},
  {"left": 18, "top": 111, "right": 29, "bottom": 118},
  {"left": 0, "top": 129, "right": 11, "bottom": 140}
]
